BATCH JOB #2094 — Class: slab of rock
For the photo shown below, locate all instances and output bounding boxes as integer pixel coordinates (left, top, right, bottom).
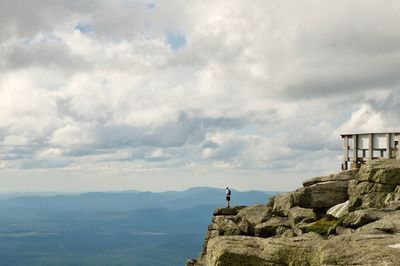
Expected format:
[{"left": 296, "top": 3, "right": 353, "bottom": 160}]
[
  {"left": 213, "top": 215, "right": 242, "bottom": 235},
  {"left": 235, "top": 216, "right": 253, "bottom": 236},
  {"left": 304, "top": 180, "right": 350, "bottom": 209},
  {"left": 288, "top": 206, "right": 316, "bottom": 227},
  {"left": 342, "top": 209, "right": 386, "bottom": 228},
  {"left": 204, "top": 233, "right": 322, "bottom": 266},
  {"left": 334, "top": 226, "right": 354, "bottom": 235},
  {"left": 254, "top": 217, "right": 289, "bottom": 238},
  {"left": 273, "top": 180, "right": 350, "bottom": 213},
  {"left": 202, "top": 233, "right": 400, "bottom": 266},
  {"left": 235, "top": 205, "right": 272, "bottom": 225},
  {"left": 272, "top": 188, "right": 309, "bottom": 216},
  {"left": 213, "top": 206, "right": 246, "bottom": 216},
  {"left": 357, "top": 159, "right": 400, "bottom": 185},
  {"left": 303, "top": 169, "right": 358, "bottom": 187},
  {"left": 356, "top": 210, "right": 400, "bottom": 234},
  {"left": 348, "top": 160, "right": 400, "bottom": 211}
]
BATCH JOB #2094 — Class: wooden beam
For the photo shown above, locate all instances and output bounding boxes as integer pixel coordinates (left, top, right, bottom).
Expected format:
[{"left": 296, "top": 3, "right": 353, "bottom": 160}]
[{"left": 368, "top": 133, "right": 373, "bottom": 160}]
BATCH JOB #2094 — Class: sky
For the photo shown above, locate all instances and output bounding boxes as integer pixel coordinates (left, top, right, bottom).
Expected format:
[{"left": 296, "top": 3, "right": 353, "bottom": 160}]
[{"left": 1, "top": 0, "right": 400, "bottom": 192}]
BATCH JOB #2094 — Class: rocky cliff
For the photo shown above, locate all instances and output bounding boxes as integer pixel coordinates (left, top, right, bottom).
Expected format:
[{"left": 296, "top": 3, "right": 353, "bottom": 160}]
[{"left": 187, "top": 159, "right": 400, "bottom": 266}]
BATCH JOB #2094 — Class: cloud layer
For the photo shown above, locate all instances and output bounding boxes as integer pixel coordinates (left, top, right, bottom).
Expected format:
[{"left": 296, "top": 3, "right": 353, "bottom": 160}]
[{"left": 1, "top": 0, "right": 400, "bottom": 191}]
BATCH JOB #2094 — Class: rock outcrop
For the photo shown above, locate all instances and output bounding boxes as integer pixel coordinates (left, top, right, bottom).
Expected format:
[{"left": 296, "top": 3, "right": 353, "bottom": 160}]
[
  {"left": 348, "top": 159, "right": 400, "bottom": 210},
  {"left": 188, "top": 160, "right": 400, "bottom": 266},
  {"left": 203, "top": 232, "right": 400, "bottom": 265}
]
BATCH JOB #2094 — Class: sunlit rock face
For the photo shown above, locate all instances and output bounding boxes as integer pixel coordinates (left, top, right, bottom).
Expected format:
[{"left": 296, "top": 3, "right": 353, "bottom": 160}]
[
  {"left": 189, "top": 160, "right": 400, "bottom": 266},
  {"left": 348, "top": 159, "right": 400, "bottom": 210}
]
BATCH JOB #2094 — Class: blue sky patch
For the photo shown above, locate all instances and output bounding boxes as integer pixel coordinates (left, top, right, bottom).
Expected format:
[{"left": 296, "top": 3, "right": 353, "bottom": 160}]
[
  {"left": 166, "top": 32, "right": 186, "bottom": 50},
  {"left": 75, "top": 23, "right": 93, "bottom": 34}
]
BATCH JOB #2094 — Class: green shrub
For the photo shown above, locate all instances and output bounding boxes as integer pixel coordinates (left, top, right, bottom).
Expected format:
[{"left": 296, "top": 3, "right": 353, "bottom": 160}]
[{"left": 304, "top": 218, "right": 337, "bottom": 236}]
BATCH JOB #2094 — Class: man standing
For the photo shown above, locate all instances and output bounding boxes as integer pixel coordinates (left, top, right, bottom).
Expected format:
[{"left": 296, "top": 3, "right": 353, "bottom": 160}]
[{"left": 225, "top": 187, "right": 231, "bottom": 208}]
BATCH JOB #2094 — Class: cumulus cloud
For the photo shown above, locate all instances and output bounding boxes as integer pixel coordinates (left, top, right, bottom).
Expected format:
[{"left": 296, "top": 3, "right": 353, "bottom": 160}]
[{"left": 0, "top": 0, "right": 399, "bottom": 191}]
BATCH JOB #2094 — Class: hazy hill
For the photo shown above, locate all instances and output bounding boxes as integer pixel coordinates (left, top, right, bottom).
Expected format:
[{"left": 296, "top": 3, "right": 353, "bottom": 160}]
[
  {"left": 0, "top": 187, "right": 278, "bottom": 266},
  {"left": 0, "top": 187, "right": 277, "bottom": 212}
]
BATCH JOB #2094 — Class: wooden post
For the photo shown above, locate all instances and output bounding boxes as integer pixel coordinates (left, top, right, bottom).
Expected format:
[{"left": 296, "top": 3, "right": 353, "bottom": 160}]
[
  {"left": 343, "top": 136, "right": 349, "bottom": 170},
  {"left": 352, "top": 134, "right": 358, "bottom": 168},
  {"left": 369, "top": 133, "right": 373, "bottom": 160}
]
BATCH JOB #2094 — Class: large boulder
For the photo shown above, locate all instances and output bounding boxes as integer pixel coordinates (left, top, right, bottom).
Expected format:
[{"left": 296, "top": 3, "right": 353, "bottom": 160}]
[
  {"left": 204, "top": 233, "right": 323, "bottom": 266},
  {"left": 303, "top": 169, "right": 358, "bottom": 187},
  {"left": 301, "top": 170, "right": 356, "bottom": 209},
  {"left": 272, "top": 188, "right": 309, "bottom": 216},
  {"left": 357, "top": 159, "right": 400, "bottom": 185},
  {"left": 254, "top": 216, "right": 289, "bottom": 238},
  {"left": 203, "top": 233, "right": 400, "bottom": 266},
  {"left": 348, "top": 160, "right": 400, "bottom": 211},
  {"left": 212, "top": 216, "right": 242, "bottom": 236},
  {"left": 234, "top": 216, "right": 253, "bottom": 236},
  {"left": 272, "top": 181, "right": 351, "bottom": 214},
  {"left": 356, "top": 210, "right": 400, "bottom": 234},
  {"left": 233, "top": 205, "right": 273, "bottom": 236},
  {"left": 306, "top": 181, "right": 350, "bottom": 208},
  {"left": 288, "top": 206, "right": 316, "bottom": 227},
  {"left": 342, "top": 209, "right": 386, "bottom": 228},
  {"left": 272, "top": 170, "right": 357, "bottom": 214},
  {"left": 200, "top": 208, "right": 250, "bottom": 258},
  {"left": 235, "top": 205, "right": 272, "bottom": 225}
]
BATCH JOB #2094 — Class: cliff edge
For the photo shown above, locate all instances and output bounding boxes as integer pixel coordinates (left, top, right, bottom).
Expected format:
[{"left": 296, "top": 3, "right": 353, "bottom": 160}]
[{"left": 187, "top": 159, "right": 400, "bottom": 266}]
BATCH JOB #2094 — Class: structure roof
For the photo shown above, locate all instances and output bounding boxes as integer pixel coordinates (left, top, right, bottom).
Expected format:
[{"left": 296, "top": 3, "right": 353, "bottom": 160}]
[{"left": 340, "top": 132, "right": 400, "bottom": 137}]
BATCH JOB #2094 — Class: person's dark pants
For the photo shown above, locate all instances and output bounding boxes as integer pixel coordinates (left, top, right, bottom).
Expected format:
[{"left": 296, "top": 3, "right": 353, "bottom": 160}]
[{"left": 226, "top": 196, "right": 231, "bottom": 208}]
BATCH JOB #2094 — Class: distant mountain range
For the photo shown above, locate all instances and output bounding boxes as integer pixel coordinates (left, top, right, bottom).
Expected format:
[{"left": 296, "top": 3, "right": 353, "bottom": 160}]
[
  {"left": 0, "top": 187, "right": 281, "bottom": 265},
  {"left": 0, "top": 187, "right": 281, "bottom": 212}
]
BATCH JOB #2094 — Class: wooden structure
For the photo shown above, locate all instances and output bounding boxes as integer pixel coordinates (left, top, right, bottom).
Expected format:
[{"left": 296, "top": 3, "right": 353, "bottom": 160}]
[{"left": 341, "top": 132, "right": 400, "bottom": 170}]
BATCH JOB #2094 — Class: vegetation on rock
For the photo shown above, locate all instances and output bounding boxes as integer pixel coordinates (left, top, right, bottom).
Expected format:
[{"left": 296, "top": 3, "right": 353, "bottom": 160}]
[{"left": 303, "top": 218, "right": 337, "bottom": 235}]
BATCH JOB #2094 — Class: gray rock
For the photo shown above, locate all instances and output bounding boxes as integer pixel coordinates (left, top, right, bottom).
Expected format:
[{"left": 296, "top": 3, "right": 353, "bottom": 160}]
[
  {"left": 356, "top": 210, "right": 400, "bottom": 234},
  {"left": 303, "top": 169, "right": 358, "bottom": 187},
  {"left": 202, "top": 233, "right": 400, "bottom": 266},
  {"left": 213, "top": 206, "right": 246, "bottom": 216},
  {"left": 356, "top": 159, "right": 400, "bottom": 185},
  {"left": 194, "top": 161, "right": 400, "bottom": 265},
  {"left": 254, "top": 217, "right": 289, "bottom": 238},
  {"left": 280, "top": 228, "right": 296, "bottom": 238},
  {"left": 235, "top": 216, "right": 253, "bottom": 236},
  {"left": 342, "top": 209, "right": 386, "bottom": 228},
  {"left": 288, "top": 206, "right": 316, "bottom": 227},
  {"left": 200, "top": 229, "right": 220, "bottom": 257},
  {"left": 272, "top": 188, "right": 309, "bottom": 216},
  {"left": 266, "top": 195, "right": 275, "bottom": 207},
  {"left": 235, "top": 205, "right": 272, "bottom": 225},
  {"left": 304, "top": 180, "right": 350, "bottom": 208},
  {"left": 213, "top": 216, "right": 242, "bottom": 235},
  {"left": 334, "top": 226, "right": 354, "bottom": 235},
  {"left": 273, "top": 179, "right": 351, "bottom": 213},
  {"left": 348, "top": 160, "right": 400, "bottom": 210},
  {"left": 272, "top": 192, "right": 297, "bottom": 216}
]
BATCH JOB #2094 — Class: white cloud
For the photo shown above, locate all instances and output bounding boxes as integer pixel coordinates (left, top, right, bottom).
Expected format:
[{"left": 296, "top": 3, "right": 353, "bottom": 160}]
[
  {"left": 3, "top": 135, "right": 29, "bottom": 145},
  {"left": 50, "top": 124, "right": 94, "bottom": 146},
  {"left": 0, "top": 0, "right": 400, "bottom": 191},
  {"left": 338, "top": 105, "right": 387, "bottom": 134}
]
